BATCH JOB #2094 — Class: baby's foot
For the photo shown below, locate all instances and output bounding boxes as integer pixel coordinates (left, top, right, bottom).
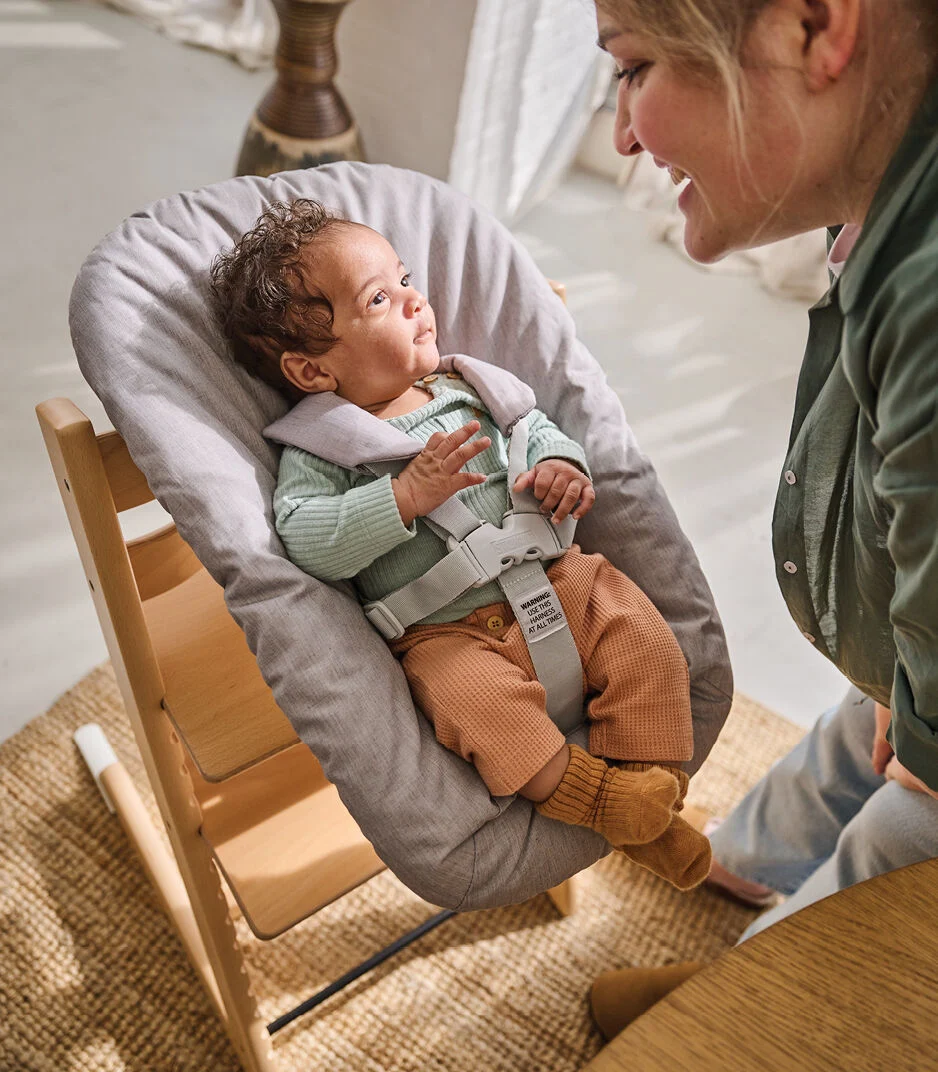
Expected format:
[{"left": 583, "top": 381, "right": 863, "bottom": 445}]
[
  {"left": 536, "top": 746, "right": 679, "bottom": 845},
  {"left": 593, "top": 764, "right": 681, "bottom": 846},
  {"left": 618, "top": 815, "right": 713, "bottom": 891}
]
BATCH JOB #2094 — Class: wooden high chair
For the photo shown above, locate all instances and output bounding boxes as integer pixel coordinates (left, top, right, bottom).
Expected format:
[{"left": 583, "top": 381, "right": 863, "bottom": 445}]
[{"left": 36, "top": 371, "right": 579, "bottom": 1068}]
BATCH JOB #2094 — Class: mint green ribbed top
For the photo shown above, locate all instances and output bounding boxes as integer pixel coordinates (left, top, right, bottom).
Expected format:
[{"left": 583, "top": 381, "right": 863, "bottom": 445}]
[{"left": 273, "top": 378, "right": 590, "bottom": 623}]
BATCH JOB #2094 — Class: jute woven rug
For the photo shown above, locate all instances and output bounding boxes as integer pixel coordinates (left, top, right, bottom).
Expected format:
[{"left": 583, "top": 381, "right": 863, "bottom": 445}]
[{"left": 1, "top": 665, "right": 804, "bottom": 1072}]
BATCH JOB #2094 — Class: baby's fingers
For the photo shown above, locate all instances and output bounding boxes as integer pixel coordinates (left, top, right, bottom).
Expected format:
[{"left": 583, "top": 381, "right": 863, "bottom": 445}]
[
  {"left": 572, "top": 484, "right": 595, "bottom": 519},
  {"left": 539, "top": 473, "right": 573, "bottom": 513},
  {"left": 433, "top": 420, "right": 481, "bottom": 458},
  {"left": 441, "top": 434, "right": 491, "bottom": 474},
  {"left": 532, "top": 466, "right": 560, "bottom": 502},
  {"left": 551, "top": 481, "right": 585, "bottom": 523},
  {"left": 455, "top": 471, "right": 488, "bottom": 490},
  {"left": 512, "top": 469, "right": 537, "bottom": 493}
]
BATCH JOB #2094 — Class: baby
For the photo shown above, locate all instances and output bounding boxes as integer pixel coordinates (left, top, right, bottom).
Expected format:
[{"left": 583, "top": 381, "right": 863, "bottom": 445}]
[{"left": 211, "top": 198, "right": 710, "bottom": 890}]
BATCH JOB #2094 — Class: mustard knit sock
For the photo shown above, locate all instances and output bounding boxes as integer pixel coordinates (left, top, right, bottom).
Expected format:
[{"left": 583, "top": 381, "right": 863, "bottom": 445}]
[
  {"left": 535, "top": 745, "right": 680, "bottom": 846},
  {"left": 618, "top": 815, "right": 712, "bottom": 891}
]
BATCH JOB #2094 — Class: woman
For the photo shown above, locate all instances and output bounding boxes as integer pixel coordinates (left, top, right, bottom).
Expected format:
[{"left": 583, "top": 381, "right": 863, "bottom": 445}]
[{"left": 589, "top": 0, "right": 938, "bottom": 1039}]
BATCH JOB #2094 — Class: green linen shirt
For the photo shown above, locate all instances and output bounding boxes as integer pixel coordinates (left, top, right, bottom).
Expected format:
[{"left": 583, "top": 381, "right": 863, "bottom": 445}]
[
  {"left": 274, "top": 376, "right": 590, "bottom": 624},
  {"left": 773, "top": 77, "right": 938, "bottom": 790}
]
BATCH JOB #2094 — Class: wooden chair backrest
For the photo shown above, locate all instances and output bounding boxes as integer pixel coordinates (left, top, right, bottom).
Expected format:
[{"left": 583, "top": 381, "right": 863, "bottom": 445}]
[{"left": 36, "top": 398, "right": 299, "bottom": 782}]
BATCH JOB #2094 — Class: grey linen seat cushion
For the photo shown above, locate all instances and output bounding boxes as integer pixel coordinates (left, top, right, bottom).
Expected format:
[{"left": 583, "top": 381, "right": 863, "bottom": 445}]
[{"left": 69, "top": 162, "right": 733, "bottom": 910}]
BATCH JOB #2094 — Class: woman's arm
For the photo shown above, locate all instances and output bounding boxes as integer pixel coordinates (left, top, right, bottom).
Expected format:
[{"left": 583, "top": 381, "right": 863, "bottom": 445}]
[{"left": 870, "top": 259, "right": 938, "bottom": 792}]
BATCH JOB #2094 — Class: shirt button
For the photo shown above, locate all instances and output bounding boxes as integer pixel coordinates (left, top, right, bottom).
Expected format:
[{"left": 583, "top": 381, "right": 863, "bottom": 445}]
[
  {"left": 783, "top": 561, "right": 798, "bottom": 574},
  {"left": 422, "top": 374, "right": 438, "bottom": 383},
  {"left": 445, "top": 371, "right": 461, "bottom": 380},
  {"left": 803, "top": 631, "right": 816, "bottom": 643},
  {"left": 784, "top": 470, "right": 797, "bottom": 485},
  {"left": 486, "top": 615, "right": 504, "bottom": 631}
]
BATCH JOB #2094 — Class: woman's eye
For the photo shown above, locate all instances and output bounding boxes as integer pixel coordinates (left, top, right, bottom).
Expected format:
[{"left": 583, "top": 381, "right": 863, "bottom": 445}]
[
  {"left": 615, "top": 62, "right": 648, "bottom": 87},
  {"left": 369, "top": 291, "right": 388, "bottom": 307},
  {"left": 400, "top": 273, "right": 411, "bottom": 287}
]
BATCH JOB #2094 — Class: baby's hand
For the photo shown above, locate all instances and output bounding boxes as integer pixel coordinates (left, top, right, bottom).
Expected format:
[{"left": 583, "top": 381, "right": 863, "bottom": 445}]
[
  {"left": 513, "top": 458, "right": 595, "bottom": 524},
  {"left": 393, "top": 421, "right": 490, "bottom": 526}
]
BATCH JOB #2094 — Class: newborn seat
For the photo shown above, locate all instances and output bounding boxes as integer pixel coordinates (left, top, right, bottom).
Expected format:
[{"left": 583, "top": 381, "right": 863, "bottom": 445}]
[
  {"left": 49, "top": 162, "right": 733, "bottom": 1067},
  {"left": 53, "top": 161, "right": 732, "bottom": 1061},
  {"left": 66, "top": 158, "right": 732, "bottom": 904}
]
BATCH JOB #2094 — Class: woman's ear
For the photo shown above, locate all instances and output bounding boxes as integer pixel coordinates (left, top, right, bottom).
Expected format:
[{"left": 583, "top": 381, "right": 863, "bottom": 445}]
[
  {"left": 280, "top": 351, "right": 338, "bottom": 394},
  {"left": 799, "top": 0, "right": 860, "bottom": 91}
]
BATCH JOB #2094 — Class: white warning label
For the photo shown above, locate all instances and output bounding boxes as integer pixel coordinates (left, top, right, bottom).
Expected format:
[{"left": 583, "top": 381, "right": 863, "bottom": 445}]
[{"left": 514, "top": 584, "right": 568, "bottom": 643}]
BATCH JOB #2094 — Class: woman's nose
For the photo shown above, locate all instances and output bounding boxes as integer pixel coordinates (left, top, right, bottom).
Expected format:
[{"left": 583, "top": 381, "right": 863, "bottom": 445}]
[{"left": 614, "top": 107, "right": 643, "bottom": 157}]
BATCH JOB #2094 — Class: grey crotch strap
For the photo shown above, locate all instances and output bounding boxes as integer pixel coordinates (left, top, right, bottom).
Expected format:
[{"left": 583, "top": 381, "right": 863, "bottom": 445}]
[
  {"left": 362, "top": 417, "right": 583, "bottom": 733},
  {"left": 498, "top": 414, "right": 583, "bottom": 731}
]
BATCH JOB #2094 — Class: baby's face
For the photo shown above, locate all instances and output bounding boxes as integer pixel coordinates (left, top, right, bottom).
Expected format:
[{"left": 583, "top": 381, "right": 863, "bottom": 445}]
[{"left": 300, "top": 224, "right": 440, "bottom": 410}]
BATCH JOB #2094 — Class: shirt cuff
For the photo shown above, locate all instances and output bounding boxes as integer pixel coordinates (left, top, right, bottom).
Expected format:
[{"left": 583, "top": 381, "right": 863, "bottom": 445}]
[
  {"left": 355, "top": 474, "right": 417, "bottom": 552},
  {"left": 528, "top": 443, "right": 591, "bottom": 479}
]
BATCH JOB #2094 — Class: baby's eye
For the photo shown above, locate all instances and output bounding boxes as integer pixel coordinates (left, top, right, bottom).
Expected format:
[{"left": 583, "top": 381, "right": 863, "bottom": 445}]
[
  {"left": 401, "top": 273, "right": 411, "bottom": 287},
  {"left": 615, "top": 62, "right": 649, "bottom": 87},
  {"left": 369, "top": 290, "right": 388, "bottom": 307}
]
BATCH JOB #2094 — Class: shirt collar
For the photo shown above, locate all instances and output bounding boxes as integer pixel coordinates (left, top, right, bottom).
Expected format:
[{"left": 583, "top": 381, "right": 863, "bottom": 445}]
[
  {"left": 839, "top": 75, "right": 938, "bottom": 312},
  {"left": 827, "top": 223, "right": 862, "bottom": 279}
]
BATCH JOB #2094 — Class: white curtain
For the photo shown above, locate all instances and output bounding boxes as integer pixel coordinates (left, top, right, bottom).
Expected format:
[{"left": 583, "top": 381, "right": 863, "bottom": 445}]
[
  {"left": 102, "top": 0, "right": 276, "bottom": 68},
  {"left": 448, "top": 0, "right": 607, "bottom": 223},
  {"left": 99, "top": 0, "right": 606, "bottom": 222}
]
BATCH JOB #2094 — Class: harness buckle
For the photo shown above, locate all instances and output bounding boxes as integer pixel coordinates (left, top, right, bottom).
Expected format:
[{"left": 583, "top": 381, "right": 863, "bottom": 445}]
[
  {"left": 449, "top": 514, "right": 573, "bottom": 588},
  {"left": 363, "top": 601, "right": 407, "bottom": 640}
]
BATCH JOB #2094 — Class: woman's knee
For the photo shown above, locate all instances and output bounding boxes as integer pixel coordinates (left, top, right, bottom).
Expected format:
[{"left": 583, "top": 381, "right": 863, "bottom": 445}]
[{"left": 834, "top": 781, "right": 938, "bottom": 881}]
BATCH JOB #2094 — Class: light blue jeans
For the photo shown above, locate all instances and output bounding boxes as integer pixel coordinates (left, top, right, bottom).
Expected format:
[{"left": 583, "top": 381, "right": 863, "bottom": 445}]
[{"left": 710, "top": 687, "right": 938, "bottom": 944}]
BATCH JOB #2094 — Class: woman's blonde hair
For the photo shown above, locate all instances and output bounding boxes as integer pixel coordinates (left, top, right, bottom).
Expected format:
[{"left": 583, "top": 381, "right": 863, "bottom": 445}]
[{"left": 597, "top": 0, "right": 938, "bottom": 149}]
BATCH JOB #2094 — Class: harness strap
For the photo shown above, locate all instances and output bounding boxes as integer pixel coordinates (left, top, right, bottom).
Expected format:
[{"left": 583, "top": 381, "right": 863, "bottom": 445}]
[
  {"left": 362, "top": 418, "right": 583, "bottom": 735},
  {"left": 496, "top": 560, "right": 583, "bottom": 733},
  {"left": 506, "top": 415, "right": 538, "bottom": 514}
]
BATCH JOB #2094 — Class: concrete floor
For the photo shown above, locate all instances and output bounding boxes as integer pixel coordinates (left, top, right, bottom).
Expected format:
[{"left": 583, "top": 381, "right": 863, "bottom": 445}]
[{"left": 0, "top": 0, "right": 847, "bottom": 744}]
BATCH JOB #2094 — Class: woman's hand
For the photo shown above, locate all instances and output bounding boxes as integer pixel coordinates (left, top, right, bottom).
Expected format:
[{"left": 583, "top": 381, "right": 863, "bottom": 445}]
[
  {"left": 871, "top": 701, "right": 894, "bottom": 776},
  {"left": 393, "top": 421, "right": 490, "bottom": 526},
  {"left": 513, "top": 458, "right": 595, "bottom": 524},
  {"left": 883, "top": 755, "right": 938, "bottom": 800}
]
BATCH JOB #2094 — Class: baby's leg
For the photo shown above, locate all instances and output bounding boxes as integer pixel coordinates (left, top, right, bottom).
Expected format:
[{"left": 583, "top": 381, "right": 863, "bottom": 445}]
[
  {"left": 560, "top": 558, "right": 709, "bottom": 886},
  {"left": 392, "top": 613, "right": 569, "bottom": 798},
  {"left": 575, "top": 555, "right": 695, "bottom": 765},
  {"left": 392, "top": 612, "right": 680, "bottom": 844}
]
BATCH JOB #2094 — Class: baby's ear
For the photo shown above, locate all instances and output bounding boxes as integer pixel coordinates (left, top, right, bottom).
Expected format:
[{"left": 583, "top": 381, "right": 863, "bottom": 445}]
[{"left": 280, "top": 350, "right": 337, "bottom": 394}]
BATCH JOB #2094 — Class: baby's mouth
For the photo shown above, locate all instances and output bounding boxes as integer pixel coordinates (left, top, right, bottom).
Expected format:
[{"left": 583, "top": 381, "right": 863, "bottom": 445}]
[{"left": 669, "top": 165, "right": 689, "bottom": 186}]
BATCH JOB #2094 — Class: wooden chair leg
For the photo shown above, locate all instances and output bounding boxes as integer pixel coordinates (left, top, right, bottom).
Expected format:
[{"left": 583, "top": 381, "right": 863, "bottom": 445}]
[
  {"left": 77, "top": 722, "right": 279, "bottom": 1071},
  {"left": 547, "top": 866, "right": 593, "bottom": 916}
]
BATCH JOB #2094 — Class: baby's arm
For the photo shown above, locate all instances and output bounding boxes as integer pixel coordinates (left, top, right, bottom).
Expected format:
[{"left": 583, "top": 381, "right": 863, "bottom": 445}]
[{"left": 274, "top": 446, "right": 417, "bottom": 581}]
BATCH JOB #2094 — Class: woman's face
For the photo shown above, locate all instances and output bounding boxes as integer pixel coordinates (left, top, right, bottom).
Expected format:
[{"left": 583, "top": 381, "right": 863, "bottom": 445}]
[{"left": 596, "top": 6, "right": 838, "bottom": 263}]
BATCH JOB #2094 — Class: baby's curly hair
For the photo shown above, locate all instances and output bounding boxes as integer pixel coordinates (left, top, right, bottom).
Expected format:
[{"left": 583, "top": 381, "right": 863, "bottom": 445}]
[{"left": 210, "top": 198, "right": 349, "bottom": 400}]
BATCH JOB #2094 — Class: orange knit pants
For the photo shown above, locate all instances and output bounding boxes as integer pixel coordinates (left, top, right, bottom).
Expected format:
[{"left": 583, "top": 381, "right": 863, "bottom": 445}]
[{"left": 389, "top": 547, "right": 693, "bottom": 796}]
